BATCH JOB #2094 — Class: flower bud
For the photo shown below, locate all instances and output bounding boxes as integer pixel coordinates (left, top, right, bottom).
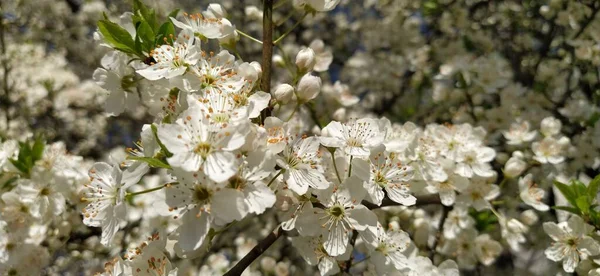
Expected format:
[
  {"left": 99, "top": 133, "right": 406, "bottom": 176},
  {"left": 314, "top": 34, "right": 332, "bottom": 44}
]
[
  {"left": 520, "top": 210, "right": 539, "bottom": 226},
  {"left": 540, "top": 116, "right": 561, "bottom": 137},
  {"left": 296, "top": 74, "right": 321, "bottom": 103},
  {"left": 504, "top": 156, "right": 526, "bottom": 178},
  {"left": 332, "top": 107, "right": 346, "bottom": 121},
  {"left": 273, "top": 84, "right": 294, "bottom": 104},
  {"left": 275, "top": 262, "right": 290, "bottom": 276},
  {"left": 206, "top": 4, "right": 227, "bottom": 18},
  {"left": 295, "top": 48, "right": 316, "bottom": 72},
  {"left": 260, "top": 257, "right": 276, "bottom": 272},
  {"left": 249, "top": 61, "right": 262, "bottom": 78}
]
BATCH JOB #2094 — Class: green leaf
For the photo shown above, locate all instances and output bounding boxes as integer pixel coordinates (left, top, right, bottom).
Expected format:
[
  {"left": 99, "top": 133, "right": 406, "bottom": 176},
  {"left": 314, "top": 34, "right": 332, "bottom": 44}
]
[
  {"left": 155, "top": 21, "right": 175, "bottom": 46},
  {"left": 9, "top": 159, "right": 28, "bottom": 176},
  {"left": 134, "top": 21, "right": 155, "bottom": 55},
  {"left": 554, "top": 180, "right": 578, "bottom": 207},
  {"left": 576, "top": 196, "right": 592, "bottom": 214},
  {"left": 588, "top": 174, "right": 600, "bottom": 198},
  {"left": 151, "top": 124, "right": 173, "bottom": 158},
  {"left": 133, "top": 0, "right": 158, "bottom": 31},
  {"left": 574, "top": 180, "right": 588, "bottom": 197},
  {"left": 168, "top": 8, "right": 180, "bottom": 19},
  {"left": 98, "top": 19, "right": 137, "bottom": 55},
  {"left": 552, "top": 205, "right": 581, "bottom": 215},
  {"left": 31, "top": 136, "right": 45, "bottom": 163},
  {"left": 127, "top": 156, "right": 171, "bottom": 169}
]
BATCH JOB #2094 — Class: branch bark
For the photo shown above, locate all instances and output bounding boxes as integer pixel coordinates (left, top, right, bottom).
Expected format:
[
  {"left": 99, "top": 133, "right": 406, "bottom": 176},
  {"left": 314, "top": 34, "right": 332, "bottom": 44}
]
[
  {"left": 361, "top": 194, "right": 441, "bottom": 210},
  {"left": 223, "top": 226, "right": 284, "bottom": 276},
  {"left": 259, "top": 0, "right": 274, "bottom": 123}
]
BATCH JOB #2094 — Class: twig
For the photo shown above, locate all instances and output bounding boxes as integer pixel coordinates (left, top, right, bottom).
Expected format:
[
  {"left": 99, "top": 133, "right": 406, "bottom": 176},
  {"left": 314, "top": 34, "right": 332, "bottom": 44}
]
[
  {"left": 343, "top": 230, "right": 358, "bottom": 272},
  {"left": 361, "top": 194, "right": 441, "bottom": 210},
  {"left": 572, "top": 2, "right": 600, "bottom": 39},
  {"left": 223, "top": 226, "right": 284, "bottom": 276},
  {"left": 0, "top": 3, "right": 11, "bottom": 132},
  {"left": 260, "top": 0, "right": 274, "bottom": 124},
  {"left": 429, "top": 206, "right": 450, "bottom": 259}
]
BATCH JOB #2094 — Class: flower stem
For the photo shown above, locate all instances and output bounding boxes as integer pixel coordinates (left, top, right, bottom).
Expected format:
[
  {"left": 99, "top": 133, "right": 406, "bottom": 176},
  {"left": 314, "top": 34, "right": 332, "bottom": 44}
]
[
  {"left": 286, "top": 104, "right": 299, "bottom": 121},
  {"left": 125, "top": 182, "right": 178, "bottom": 199},
  {"left": 267, "top": 170, "right": 284, "bottom": 187},
  {"left": 348, "top": 156, "right": 353, "bottom": 178},
  {"left": 330, "top": 150, "right": 343, "bottom": 184},
  {"left": 236, "top": 29, "right": 263, "bottom": 45},
  {"left": 273, "top": 13, "right": 308, "bottom": 45}
]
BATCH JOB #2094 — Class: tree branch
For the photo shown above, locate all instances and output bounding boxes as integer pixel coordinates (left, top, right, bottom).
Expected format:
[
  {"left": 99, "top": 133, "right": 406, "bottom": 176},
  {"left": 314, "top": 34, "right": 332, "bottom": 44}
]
[
  {"left": 429, "top": 206, "right": 450, "bottom": 259},
  {"left": 361, "top": 194, "right": 441, "bottom": 210},
  {"left": 260, "top": 0, "right": 274, "bottom": 123},
  {"left": 223, "top": 226, "right": 284, "bottom": 276}
]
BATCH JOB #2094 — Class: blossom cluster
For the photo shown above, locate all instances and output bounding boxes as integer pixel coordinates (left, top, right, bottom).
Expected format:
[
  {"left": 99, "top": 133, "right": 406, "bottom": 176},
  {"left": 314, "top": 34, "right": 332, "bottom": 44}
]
[{"left": 2, "top": 0, "right": 600, "bottom": 275}]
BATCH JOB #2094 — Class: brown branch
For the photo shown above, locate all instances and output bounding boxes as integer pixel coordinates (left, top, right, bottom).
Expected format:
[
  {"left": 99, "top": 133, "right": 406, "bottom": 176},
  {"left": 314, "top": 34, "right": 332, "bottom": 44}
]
[
  {"left": 259, "top": 0, "right": 274, "bottom": 124},
  {"left": 361, "top": 194, "right": 441, "bottom": 210},
  {"left": 429, "top": 206, "right": 450, "bottom": 259},
  {"left": 573, "top": 2, "right": 600, "bottom": 39},
  {"left": 223, "top": 226, "right": 284, "bottom": 276}
]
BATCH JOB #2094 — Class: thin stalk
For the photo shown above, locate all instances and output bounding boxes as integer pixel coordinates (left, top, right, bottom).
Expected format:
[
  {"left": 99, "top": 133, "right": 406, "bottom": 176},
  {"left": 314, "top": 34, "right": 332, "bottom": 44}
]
[
  {"left": 236, "top": 29, "right": 263, "bottom": 45},
  {"left": 273, "top": 0, "right": 289, "bottom": 10},
  {"left": 330, "top": 151, "right": 342, "bottom": 184},
  {"left": 125, "top": 182, "right": 177, "bottom": 199},
  {"left": 273, "top": 13, "right": 308, "bottom": 45},
  {"left": 348, "top": 156, "right": 353, "bottom": 178},
  {"left": 286, "top": 104, "right": 299, "bottom": 121},
  {"left": 267, "top": 170, "right": 284, "bottom": 187}
]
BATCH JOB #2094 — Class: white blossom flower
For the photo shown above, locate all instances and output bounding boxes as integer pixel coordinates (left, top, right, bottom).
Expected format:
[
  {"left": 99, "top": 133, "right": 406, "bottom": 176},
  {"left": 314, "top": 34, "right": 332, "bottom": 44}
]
[
  {"left": 456, "top": 180, "right": 500, "bottom": 211},
  {"left": 171, "top": 12, "right": 234, "bottom": 40},
  {"left": 320, "top": 119, "right": 384, "bottom": 157},
  {"left": 442, "top": 205, "right": 475, "bottom": 239},
  {"left": 92, "top": 51, "right": 139, "bottom": 116},
  {"left": 503, "top": 120, "right": 537, "bottom": 145},
  {"left": 81, "top": 162, "right": 147, "bottom": 246},
  {"left": 454, "top": 147, "right": 496, "bottom": 178},
  {"left": 474, "top": 234, "right": 503, "bottom": 266},
  {"left": 363, "top": 147, "right": 415, "bottom": 206},
  {"left": 157, "top": 101, "right": 247, "bottom": 182},
  {"left": 532, "top": 136, "right": 570, "bottom": 164},
  {"left": 137, "top": 33, "right": 200, "bottom": 80},
  {"left": 291, "top": 235, "right": 352, "bottom": 276},
  {"left": 543, "top": 216, "right": 600, "bottom": 273},
  {"left": 309, "top": 39, "right": 333, "bottom": 72},
  {"left": 296, "top": 177, "right": 377, "bottom": 256},
  {"left": 362, "top": 223, "right": 411, "bottom": 274},
  {"left": 17, "top": 170, "right": 67, "bottom": 220},
  {"left": 518, "top": 173, "right": 549, "bottom": 211},
  {"left": 276, "top": 136, "right": 329, "bottom": 195},
  {"left": 499, "top": 216, "right": 528, "bottom": 251},
  {"left": 540, "top": 116, "right": 562, "bottom": 137}
]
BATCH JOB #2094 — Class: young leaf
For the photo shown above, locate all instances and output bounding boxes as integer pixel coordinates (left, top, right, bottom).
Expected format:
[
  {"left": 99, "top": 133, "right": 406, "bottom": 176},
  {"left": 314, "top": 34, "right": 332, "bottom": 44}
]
[
  {"left": 98, "top": 20, "right": 137, "bottom": 55},
  {"left": 134, "top": 21, "right": 155, "bottom": 55},
  {"left": 168, "top": 9, "right": 180, "bottom": 19},
  {"left": 155, "top": 21, "right": 175, "bottom": 46},
  {"left": 9, "top": 159, "right": 29, "bottom": 176},
  {"left": 588, "top": 174, "right": 600, "bottom": 198},
  {"left": 574, "top": 180, "right": 588, "bottom": 198},
  {"left": 133, "top": 0, "right": 158, "bottom": 31},
  {"left": 151, "top": 124, "right": 173, "bottom": 158},
  {"left": 552, "top": 205, "right": 581, "bottom": 215},
  {"left": 31, "top": 136, "right": 45, "bottom": 162},
  {"left": 576, "top": 196, "right": 591, "bottom": 214},
  {"left": 554, "top": 180, "right": 578, "bottom": 207}
]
